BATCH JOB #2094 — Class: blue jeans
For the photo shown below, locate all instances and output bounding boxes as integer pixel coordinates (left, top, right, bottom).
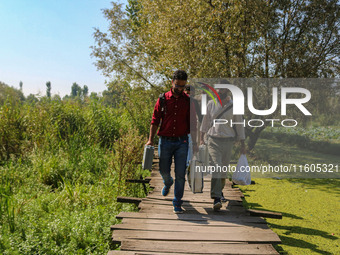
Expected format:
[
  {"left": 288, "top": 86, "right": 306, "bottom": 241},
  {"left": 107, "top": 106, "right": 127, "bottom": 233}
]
[
  {"left": 158, "top": 136, "right": 188, "bottom": 207},
  {"left": 186, "top": 134, "right": 193, "bottom": 167}
]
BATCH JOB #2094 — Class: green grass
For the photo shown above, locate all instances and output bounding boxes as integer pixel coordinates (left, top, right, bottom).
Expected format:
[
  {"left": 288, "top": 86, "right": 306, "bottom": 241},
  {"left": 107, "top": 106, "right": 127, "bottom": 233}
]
[
  {"left": 0, "top": 97, "right": 152, "bottom": 254},
  {"left": 0, "top": 144, "right": 144, "bottom": 254},
  {"left": 266, "top": 126, "right": 340, "bottom": 142},
  {"left": 253, "top": 138, "right": 340, "bottom": 165},
  {"left": 237, "top": 137, "right": 340, "bottom": 255},
  {"left": 239, "top": 178, "right": 340, "bottom": 255},
  {"left": 250, "top": 138, "right": 340, "bottom": 179},
  {"left": 260, "top": 127, "right": 340, "bottom": 157}
]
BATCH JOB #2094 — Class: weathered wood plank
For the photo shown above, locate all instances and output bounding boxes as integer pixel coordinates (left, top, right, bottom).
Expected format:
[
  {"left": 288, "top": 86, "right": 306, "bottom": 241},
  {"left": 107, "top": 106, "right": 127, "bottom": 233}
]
[
  {"left": 149, "top": 178, "right": 235, "bottom": 187},
  {"left": 247, "top": 209, "right": 282, "bottom": 219},
  {"left": 138, "top": 201, "right": 245, "bottom": 211},
  {"left": 120, "top": 240, "right": 279, "bottom": 254},
  {"left": 150, "top": 185, "right": 241, "bottom": 191},
  {"left": 111, "top": 223, "right": 274, "bottom": 234},
  {"left": 116, "top": 212, "right": 267, "bottom": 223},
  {"left": 138, "top": 204, "right": 247, "bottom": 215},
  {"left": 146, "top": 194, "right": 243, "bottom": 203},
  {"left": 117, "top": 197, "right": 142, "bottom": 204},
  {"left": 119, "top": 218, "right": 270, "bottom": 228},
  {"left": 126, "top": 179, "right": 150, "bottom": 184},
  {"left": 149, "top": 187, "right": 244, "bottom": 197},
  {"left": 112, "top": 229, "right": 281, "bottom": 244},
  {"left": 147, "top": 192, "right": 243, "bottom": 198},
  {"left": 108, "top": 251, "right": 208, "bottom": 255},
  {"left": 141, "top": 197, "right": 243, "bottom": 206}
]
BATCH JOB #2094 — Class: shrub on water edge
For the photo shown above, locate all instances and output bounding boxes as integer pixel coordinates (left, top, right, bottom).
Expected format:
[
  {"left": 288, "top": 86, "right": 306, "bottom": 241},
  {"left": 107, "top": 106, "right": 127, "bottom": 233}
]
[
  {"left": 261, "top": 128, "right": 340, "bottom": 156},
  {"left": 0, "top": 101, "right": 25, "bottom": 162},
  {"left": 1, "top": 125, "right": 147, "bottom": 254},
  {"left": 87, "top": 101, "right": 122, "bottom": 148},
  {"left": 108, "top": 129, "right": 146, "bottom": 196},
  {"left": 0, "top": 89, "right": 154, "bottom": 254}
]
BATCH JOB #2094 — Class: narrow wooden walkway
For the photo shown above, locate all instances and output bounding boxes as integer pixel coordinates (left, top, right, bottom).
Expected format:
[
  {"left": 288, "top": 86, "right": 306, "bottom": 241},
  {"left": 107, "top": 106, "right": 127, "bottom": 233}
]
[{"left": 108, "top": 153, "right": 281, "bottom": 255}]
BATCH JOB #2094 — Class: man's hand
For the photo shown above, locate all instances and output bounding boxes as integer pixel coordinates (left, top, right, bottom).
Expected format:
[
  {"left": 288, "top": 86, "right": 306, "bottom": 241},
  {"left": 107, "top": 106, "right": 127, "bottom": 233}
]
[
  {"left": 146, "top": 140, "right": 154, "bottom": 146},
  {"left": 146, "top": 124, "right": 158, "bottom": 147}
]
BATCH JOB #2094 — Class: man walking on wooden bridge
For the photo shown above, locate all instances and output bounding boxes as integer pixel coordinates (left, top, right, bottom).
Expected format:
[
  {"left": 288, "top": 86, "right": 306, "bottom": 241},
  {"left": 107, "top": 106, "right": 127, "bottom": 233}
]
[
  {"left": 146, "top": 70, "right": 198, "bottom": 214},
  {"left": 200, "top": 87, "right": 246, "bottom": 211}
]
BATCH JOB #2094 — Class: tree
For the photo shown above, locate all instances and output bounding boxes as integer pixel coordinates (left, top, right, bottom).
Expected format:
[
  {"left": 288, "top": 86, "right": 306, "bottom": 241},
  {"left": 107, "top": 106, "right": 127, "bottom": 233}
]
[
  {"left": 93, "top": 0, "right": 339, "bottom": 80},
  {"left": 26, "top": 94, "right": 38, "bottom": 104},
  {"left": 92, "top": 0, "right": 340, "bottom": 149},
  {"left": 90, "top": 92, "right": 99, "bottom": 101},
  {"left": 52, "top": 94, "right": 61, "bottom": 101},
  {"left": 265, "top": 0, "right": 340, "bottom": 78},
  {"left": 46, "top": 81, "right": 51, "bottom": 98},
  {"left": 0, "top": 81, "right": 25, "bottom": 105},
  {"left": 71, "top": 82, "right": 82, "bottom": 98},
  {"left": 19, "top": 81, "right": 23, "bottom": 91},
  {"left": 83, "top": 85, "right": 89, "bottom": 98},
  {"left": 91, "top": 1, "right": 164, "bottom": 88}
]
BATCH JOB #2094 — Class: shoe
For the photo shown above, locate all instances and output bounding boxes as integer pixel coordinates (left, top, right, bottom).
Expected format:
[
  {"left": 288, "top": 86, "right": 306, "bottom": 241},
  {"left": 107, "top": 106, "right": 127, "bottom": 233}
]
[
  {"left": 161, "top": 178, "right": 173, "bottom": 196},
  {"left": 213, "top": 198, "right": 222, "bottom": 211},
  {"left": 173, "top": 206, "right": 185, "bottom": 214},
  {"left": 221, "top": 192, "right": 227, "bottom": 203},
  {"left": 161, "top": 186, "right": 171, "bottom": 196}
]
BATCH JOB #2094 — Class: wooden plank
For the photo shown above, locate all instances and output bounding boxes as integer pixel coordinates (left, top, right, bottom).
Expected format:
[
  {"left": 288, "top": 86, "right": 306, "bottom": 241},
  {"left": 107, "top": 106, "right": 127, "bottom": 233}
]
[
  {"left": 148, "top": 196, "right": 243, "bottom": 204},
  {"left": 148, "top": 177, "right": 233, "bottom": 183},
  {"left": 108, "top": 251, "right": 208, "bottom": 255},
  {"left": 140, "top": 199, "right": 240, "bottom": 206},
  {"left": 119, "top": 218, "right": 270, "bottom": 228},
  {"left": 112, "top": 229, "right": 281, "bottom": 244},
  {"left": 147, "top": 193, "right": 243, "bottom": 199},
  {"left": 150, "top": 187, "right": 244, "bottom": 196},
  {"left": 117, "top": 197, "right": 142, "bottom": 204},
  {"left": 138, "top": 201, "right": 244, "bottom": 210},
  {"left": 150, "top": 185, "right": 241, "bottom": 191},
  {"left": 247, "top": 209, "right": 282, "bottom": 219},
  {"left": 111, "top": 223, "right": 274, "bottom": 234},
  {"left": 146, "top": 195, "right": 243, "bottom": 203},
  {"left": 149, "top": 175, "right": 234, "bottom": 182},
  {"left": 120, "top": 240, "right": 279, "bottom": 254},
  {"left": 138, "top": 204, "right": 247, "bottom": 215},
  {"left": 147, "top": 190, "right": 241, "bottom": 196},
  {"left": 126, "top": 179, "right": 150, "bottom": 184},
  {"left": 149, "top": 178, "right": 234, "bottom": 186},
  {"left": 141, "top": 197, "right": 243, "bottom": 206},
  {"left": 116, "top": 212, "right": 267, "bottom": 223}
]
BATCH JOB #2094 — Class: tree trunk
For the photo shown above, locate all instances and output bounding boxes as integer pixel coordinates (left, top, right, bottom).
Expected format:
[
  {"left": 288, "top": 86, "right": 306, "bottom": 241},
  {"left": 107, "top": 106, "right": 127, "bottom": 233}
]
[{"left": 246, "top": 126, "right": 266, "bottom": 151}]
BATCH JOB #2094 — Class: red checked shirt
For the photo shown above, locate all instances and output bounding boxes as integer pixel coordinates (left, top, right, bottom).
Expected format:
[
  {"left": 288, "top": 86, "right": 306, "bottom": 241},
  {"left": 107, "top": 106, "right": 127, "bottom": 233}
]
[{"left": 151, "top": 89, "right": 196, "bottom": 137}]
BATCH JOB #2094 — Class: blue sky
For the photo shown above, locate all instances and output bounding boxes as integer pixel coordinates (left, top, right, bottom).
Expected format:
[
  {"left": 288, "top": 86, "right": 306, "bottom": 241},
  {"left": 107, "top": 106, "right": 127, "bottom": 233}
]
[{"left": 0, "top": 0, "right": 125, "bottom": 97}]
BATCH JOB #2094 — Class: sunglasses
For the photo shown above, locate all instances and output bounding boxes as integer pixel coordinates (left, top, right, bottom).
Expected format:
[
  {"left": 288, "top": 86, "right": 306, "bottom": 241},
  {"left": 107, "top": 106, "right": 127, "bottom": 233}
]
[{"left": 174, "top": 84, "right": 186, "bottom": 88}]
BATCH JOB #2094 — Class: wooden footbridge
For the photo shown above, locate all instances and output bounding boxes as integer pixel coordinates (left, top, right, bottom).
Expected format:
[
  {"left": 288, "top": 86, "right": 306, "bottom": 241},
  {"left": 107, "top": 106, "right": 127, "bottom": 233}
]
[{"left": 108, "top": 153, "right": 282, "bottom": 255}]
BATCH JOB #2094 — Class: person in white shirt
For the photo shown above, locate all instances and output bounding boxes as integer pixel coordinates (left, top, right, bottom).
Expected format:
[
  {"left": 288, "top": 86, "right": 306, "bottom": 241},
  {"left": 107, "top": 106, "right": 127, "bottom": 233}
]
[{"left": 200, "top": 88, "right": 246, "bottom": 211}]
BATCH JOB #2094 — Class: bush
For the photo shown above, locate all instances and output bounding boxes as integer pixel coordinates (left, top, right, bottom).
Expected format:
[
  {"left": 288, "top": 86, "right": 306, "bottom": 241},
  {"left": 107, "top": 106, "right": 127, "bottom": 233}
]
[
  {"left": 0, "top": 101, "right": 25, "bottom": 162},
  {"left": 261, "top": 128, "right": 340, "bottom": 156},
  {"left": 0, "top": 84, "right": 153, "bottom": 254}
]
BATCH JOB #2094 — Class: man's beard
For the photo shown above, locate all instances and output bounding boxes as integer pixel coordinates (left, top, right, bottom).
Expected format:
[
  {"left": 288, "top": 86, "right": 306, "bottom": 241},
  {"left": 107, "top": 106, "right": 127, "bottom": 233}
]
[{"left": 173, "top": 88, "right": 182, "bottom": 95}]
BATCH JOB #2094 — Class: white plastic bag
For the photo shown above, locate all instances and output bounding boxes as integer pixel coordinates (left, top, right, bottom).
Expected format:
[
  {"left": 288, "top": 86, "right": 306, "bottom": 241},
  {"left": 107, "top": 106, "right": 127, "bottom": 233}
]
[
  {"left": 232, "top": 154, "right": 251, "bottom": 185},
  {"left": 187, "top": 156, "right": 204, "bottom": 193}
]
